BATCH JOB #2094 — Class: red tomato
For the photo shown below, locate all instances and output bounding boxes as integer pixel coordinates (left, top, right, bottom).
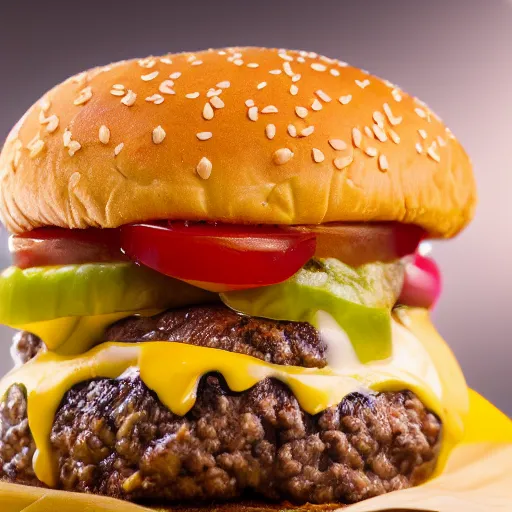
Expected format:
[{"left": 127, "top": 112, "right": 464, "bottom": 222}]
[
  {"left": 399, "top": 253, "right": 442, "bottom": 309},
  {"left": 10, "top": 227, "right": 128, "bottom": 269},
  {"left": 119, "top": 222, "right": 316, "bottom": 290},
  {"left": 288, "top": 222, "right": 424, "bottom": 266},
  {"left": 10, "top": 222, "right": 425, "bottom": 291}
]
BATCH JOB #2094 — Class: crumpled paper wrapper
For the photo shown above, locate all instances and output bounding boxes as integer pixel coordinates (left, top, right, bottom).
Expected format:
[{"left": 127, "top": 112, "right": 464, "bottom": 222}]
[{"left": 0, "top": 390, "right": 510, "bottom": 512}]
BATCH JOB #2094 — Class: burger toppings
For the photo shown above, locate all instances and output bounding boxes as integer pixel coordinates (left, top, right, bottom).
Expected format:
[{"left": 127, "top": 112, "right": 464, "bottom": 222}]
[
  {"left": 9, "top": 221, "right": 423, "bottom": 280},
  {"left": 221, "top": 258, "right": 404, "bottom": 363},
  {"left": 0, "top": 308, "right": 463, "bottom": 490}
]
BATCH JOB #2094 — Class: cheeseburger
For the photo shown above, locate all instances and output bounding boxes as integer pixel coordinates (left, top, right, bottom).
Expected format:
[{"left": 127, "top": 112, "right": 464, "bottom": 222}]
[{"left": 0, "top": 47, "right": 476, "bottom": 509}]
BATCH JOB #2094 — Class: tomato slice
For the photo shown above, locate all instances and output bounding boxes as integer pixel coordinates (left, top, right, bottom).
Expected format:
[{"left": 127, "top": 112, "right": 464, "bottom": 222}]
[
  {"left": 119, "top": 222, "right": 317, "bottom": 290},
  {"left": 10, "top": 227, "right": 128, "bottom": 269},
  {"left": 287, "top": 222, "right": 425, "bottom": 267},
  {"left": 398, "top": 253, "right": 442, "bottom": 309}
]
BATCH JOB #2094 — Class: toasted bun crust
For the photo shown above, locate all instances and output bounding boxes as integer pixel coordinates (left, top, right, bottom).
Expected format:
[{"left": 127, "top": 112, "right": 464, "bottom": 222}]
[{"left": 0, "top": 47, "right": 476, "bottom": 236}]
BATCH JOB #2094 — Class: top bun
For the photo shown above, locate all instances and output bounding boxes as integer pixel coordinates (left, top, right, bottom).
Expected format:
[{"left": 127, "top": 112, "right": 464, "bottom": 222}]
[{"left": 0, "top": 47, "right": 476, "bottom": 236}]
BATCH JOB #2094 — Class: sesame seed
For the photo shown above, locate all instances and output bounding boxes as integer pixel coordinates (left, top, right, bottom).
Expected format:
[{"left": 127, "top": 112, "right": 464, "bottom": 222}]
[
  {"left": 187, "top": 55, "right": 197, "bottom": 62},
  {"left": 311, "top": 99, "right": 322, "bottom": 111},
  {"left": 247, "top": 63, "right": 259, "bottom": 68},
  {"left": 295, "top": 106, "right": 308, "bottom": 119},
  {"left": 63, "top": 129, "right": 72, "bottom": 147},
  {"left": 364, "top": 126, "right": 374, "bottom": 138},
  {"left": 207, "top": 88, "right": 222, "bottom": 98},
  {"left": 427, "top": 144, "right": 441, "bottom": 162},
  {"left": 257, "top": 81, "right": 267, "bottom": 90},
  {"left": 297, "top": 56, "right": 306, "bottom": 63},
  {"left": 71, "top": 71, "right": 87, "bottom": 84},
  {"left": 372, "top": 124, "right": 387, "bottom": 142},
  {"left": 217, "top": 81, "right": 230, "bottom": 89},
  {"left": 29, "top": 139, "right": 45, "bottom": 158},
  {"left": 234, "top": 59, "right": 244, "bottom": 66},
  {"left": 191, "top": 60, "right": 203, "bottom": 66},
  {"left": 218, "top": 50, "right": 226, "bottom": 55},
  {"left": 355, "top": 79, "right": 370, "bottom": 89},
  {"left": 437, "top": 135, "right": 446, "bottom": 147},
  {"left": 383, "top": 103, "right": 403, "bottom": 125},
  {"left": 312, "top": 148, "right": 325, "bottom": 163},
  {"left": 352, "top": 128, "right": 363, "bottom": 148},
  {"left": 68, "top": 140, "right": 81, "bottom": 157},
  {"left": 210, "top": 96, "right": 225, "bottom": 109},
  {"left": 159, "top": 80, "right": 175, "bottom": 95},
  {"left": 338, "top": 95, "right": 352, "bottom": 105},
  {"left": 197, "top": 157, "right": 212, "bottom": 179},
  {"left": 415, "top": 107, "right": 427, "bottom": 118},
  {"left": 203, "top": 102, "right": 215, "bottom": 120},
  {"left": 197, "top": 131, "right": 213, "bottom": 141},
  {"left": 300, "top": 126, "right": 315, "bottom": 137},
  {"left": 328, "top": 139, "right": 347, "bottom": 151},
  {"left": 152, "top": 125, "right": 166, "bottom": 144},
  {"left": 373, "top": 111, "right": 385, "bottom": 128},
  {"left": 74, "top": 86, "right": 93, "bottom": 105},
  {"left": 245, "top": 99, "right": 255, "bottom": 107},
  {"left": 315, "top": 90, "right": 332, "bottom": 102},
  {"left": 333, "top": 155, "right": 353, "bottom": 170},
  {"left": 287, "top": 124, "right": 297, "bottom": 137},
  {"left": 138, "top": 57, "right": 156, "bottom": 68},
  {"left": 39, "top": 110, "right": 50, "bottom": 125},
  {"left": 418, "top": 129, "right": 427, "bottom": 139},
  {"left": 290, "top": 84, "right": 299, "bottom": 96},
  {"left": 283, "top": 62, "right": 294, "bottom": 77},
  {"left": 99, "top": 125, "right": 110, "bottom": 144},
  {"left": 112, "top": 84, "right": 125, "bottom": 90},
  {"left": 248, "top": 106, "right": 259, "bottom": 121},
  {"left": 365, "top": 147, "right": 378, "bottom": 157},
  {"left": 415, "top": 142, "right": 423, "bottom": 154},
  {"left": 160, "top": 57, "right": 173, "bottom": 65},
  {"left": 110, "top": 89, "right": 125, "bottom": 97},
  {"left": 43, "top": 115, "right": 58, "bottom": 133},
  {"left": 291, "top": 75, "right": 301, "bottom": 84},
  {"left": 269, "top": 69, "right": 282, "bottom": 75},
  {"left": 39, "top": 97, "right": 51, "bottom": 111},
  {"left": 146, "top": 94, "right": 164, "bottom": 104},
  {"left": 278, "top": 53, "right": 294, "bottom": 62},
  {"left": 141, "top": 71, "right": 159, "bottom": 81},
  {"left": 389, "top": 129, "right": 401, "bottom": 144},
  {"left": 265, "top": 124, "right": 276, "bottom": 140},
  {"left": 283, "top": 62, "right": 295, "bottom": 79},
  {"left": 169, "top": 72, "right": 182, "bottom": 80},
  {"left": 391, "top": 89, "right": 402, "bottom": 102},
  {"left": 273, "top": 148, "right": 294, "bottom": 165},
  {"left": 114, "top": 143, "right": 124, "bottom": 156},
  {"left": 330, "top": 69, "right": 340, "bottom": 77},
  {"left": 186, "top": 92, "right": 200, "bottom": 99},
  {"left": 261, "top": 105, "right": 278, "bottom": 114},
  {"left": 121, "top": 90, "right": 137, "bottom": 106},
  {"left": 378, "top": 154, "right": 389, "bottom": 171},
  {"left": 311, "top": 63, "right": 327, "bottom": 72}
]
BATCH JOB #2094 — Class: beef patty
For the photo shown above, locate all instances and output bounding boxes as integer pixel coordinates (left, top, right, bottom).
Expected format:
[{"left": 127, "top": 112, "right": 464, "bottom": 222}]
[{"left": 0, "top": 305, "right": 442, "bottom": 506}]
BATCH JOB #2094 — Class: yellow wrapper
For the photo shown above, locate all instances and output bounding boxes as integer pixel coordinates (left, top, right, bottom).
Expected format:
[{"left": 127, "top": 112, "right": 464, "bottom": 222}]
[{"left": 0, "top": 389, "right": 510, "bottom": 512}]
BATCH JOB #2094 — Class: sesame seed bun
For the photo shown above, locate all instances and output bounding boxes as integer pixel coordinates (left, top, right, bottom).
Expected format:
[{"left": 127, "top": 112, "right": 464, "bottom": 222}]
[{"left": 0, "top": 47, "right": 476, "bottom": 236}]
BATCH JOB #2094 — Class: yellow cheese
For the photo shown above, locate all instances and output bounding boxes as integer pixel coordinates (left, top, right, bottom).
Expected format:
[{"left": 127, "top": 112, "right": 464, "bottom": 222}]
[
  {"left": 14, "top": 310, "right": 162, "bottom": 354},
  {"left": 0, "top": 308, "right": 468, "bottom": 489}
]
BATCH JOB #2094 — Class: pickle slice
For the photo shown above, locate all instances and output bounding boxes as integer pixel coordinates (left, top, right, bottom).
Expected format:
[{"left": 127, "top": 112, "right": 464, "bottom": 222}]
[
  {"left": 222, "top": 259, "right": 404, "bottom": 363},
  {"left": 0, "top": 263, "right": 215, "bottom": 326}
]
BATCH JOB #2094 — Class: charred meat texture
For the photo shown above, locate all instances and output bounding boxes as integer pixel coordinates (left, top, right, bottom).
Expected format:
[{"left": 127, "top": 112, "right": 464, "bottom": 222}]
[
  {"left": 13, "top": 305, "right": 327, "bottom": 368},
  {"left": 0, "top": 376, "right": 441, "bottom": 505}
]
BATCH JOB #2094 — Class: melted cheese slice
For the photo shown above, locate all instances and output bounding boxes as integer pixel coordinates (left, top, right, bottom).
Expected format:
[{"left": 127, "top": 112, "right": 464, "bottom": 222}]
[{"left": 0, "top": 308, "right": 468, "bottom": 489}]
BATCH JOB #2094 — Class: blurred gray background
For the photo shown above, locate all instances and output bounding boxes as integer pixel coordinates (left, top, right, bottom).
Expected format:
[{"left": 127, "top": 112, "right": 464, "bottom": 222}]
[{"left": 0, "top": 0, "right": 510, "bottom": 415}]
